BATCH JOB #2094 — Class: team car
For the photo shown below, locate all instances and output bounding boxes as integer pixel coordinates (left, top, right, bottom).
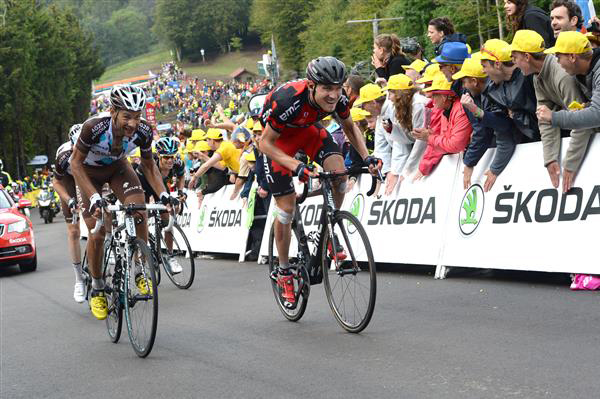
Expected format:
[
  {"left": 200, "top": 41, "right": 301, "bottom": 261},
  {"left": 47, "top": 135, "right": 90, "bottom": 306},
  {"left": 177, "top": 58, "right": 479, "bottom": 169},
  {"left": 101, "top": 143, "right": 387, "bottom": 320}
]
[{"left": 0, "top": 186, "right": 36, "bottom": 272}]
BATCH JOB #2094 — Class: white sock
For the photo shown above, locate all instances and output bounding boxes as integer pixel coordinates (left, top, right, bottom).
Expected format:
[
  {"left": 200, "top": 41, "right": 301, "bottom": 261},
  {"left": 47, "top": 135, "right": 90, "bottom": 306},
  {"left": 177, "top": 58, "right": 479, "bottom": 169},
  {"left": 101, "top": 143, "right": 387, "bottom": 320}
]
[{"left": 73, "top": 263, "right": 84, "bottom": 284}]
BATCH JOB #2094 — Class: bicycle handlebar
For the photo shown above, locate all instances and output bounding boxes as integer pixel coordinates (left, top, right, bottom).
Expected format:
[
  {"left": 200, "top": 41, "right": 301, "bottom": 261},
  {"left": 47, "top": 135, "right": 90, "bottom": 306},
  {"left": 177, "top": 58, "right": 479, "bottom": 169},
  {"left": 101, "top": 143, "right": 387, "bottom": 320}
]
[
  {"left": 89, "top": 203, "right": 173, "bottom": 235},
  {"left": 297, "top": 167, "right": 383, "bottom": 205}
]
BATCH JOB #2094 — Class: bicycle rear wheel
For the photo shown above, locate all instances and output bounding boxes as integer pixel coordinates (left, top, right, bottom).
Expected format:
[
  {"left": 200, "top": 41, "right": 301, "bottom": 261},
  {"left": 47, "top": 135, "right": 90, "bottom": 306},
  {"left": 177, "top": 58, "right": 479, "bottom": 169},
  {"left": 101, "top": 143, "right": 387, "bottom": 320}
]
[
  {"left": 124, "top": 238, "right": 158, "bottom": 358},
  {"left": 160, "top": 224, "right": 195, "bottom": 289},
  {"left": 322, "top": 211, "right": 376, "bottom": 333},
  {"left": 103, "top": 239, "right": 122, "bottom": 343},
  {"left": 268, "top": 222, "right": 309, "bottom": 322}
]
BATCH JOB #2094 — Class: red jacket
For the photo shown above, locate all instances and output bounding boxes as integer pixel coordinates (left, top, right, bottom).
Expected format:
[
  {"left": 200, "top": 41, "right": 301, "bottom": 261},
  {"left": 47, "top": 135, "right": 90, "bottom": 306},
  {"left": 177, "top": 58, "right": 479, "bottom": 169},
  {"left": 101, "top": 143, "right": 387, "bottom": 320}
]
[{"left": 419, "top": 97, "right": 472, "bottom": 176}]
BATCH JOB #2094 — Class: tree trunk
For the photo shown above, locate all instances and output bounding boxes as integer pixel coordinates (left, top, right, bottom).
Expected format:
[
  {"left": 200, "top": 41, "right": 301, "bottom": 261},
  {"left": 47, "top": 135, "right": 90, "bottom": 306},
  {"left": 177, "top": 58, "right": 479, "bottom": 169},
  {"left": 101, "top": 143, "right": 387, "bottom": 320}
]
[
  {"left": 495, "top": 0, "right": 504, "bottom": 40},
  {"left": 476, "top": 0, "right": 484, "bottom": 48}
]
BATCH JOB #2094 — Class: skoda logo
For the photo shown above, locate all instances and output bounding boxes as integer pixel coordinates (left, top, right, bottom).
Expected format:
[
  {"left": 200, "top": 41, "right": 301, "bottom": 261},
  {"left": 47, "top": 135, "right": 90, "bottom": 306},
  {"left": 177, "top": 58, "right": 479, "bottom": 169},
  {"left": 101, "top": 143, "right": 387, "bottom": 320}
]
[
  {"left": 348, "top": 193, "right": 365, "bottom": 234},
  {"left": 459, "top": 184, "right": 484, "bottom": 236},
  {"left": 197, "top": 205, "right": 207, "bottom": 233}
]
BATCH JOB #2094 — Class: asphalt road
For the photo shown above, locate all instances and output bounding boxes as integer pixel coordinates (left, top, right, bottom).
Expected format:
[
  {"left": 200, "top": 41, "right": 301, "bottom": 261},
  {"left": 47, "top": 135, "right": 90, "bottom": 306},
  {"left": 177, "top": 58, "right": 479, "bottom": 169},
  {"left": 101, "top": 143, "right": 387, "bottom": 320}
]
[{"left": 1, "top": 212, "right": 598, "bottom": 399}]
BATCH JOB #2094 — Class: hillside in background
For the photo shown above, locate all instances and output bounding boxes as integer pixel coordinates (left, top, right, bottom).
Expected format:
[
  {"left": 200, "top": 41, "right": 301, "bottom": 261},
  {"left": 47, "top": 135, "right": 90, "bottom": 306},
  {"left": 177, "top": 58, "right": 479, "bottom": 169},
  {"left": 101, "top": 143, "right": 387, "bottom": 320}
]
[{"left": 97, "top": 47, "right": 266, "bottom": 84}]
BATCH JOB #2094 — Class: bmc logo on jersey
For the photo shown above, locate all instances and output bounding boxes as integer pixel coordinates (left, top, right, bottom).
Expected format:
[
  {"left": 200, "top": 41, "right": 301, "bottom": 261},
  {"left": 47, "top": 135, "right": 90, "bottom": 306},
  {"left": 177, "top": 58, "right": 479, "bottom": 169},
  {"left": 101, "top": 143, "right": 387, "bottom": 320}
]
[
  {"left": 279, "top": 99, "right": 301, "bottom": 121},
  {"left": 338, "top": 94, "right": 349, "bottom": 107}
]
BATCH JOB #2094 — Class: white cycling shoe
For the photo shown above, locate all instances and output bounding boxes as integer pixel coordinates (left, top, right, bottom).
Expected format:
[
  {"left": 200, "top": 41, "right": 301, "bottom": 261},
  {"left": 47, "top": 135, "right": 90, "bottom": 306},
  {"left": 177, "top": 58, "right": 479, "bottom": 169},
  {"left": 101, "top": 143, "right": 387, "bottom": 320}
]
[
  {"left": 167, "top": 256, "right": 183, "bottom": 274},
  {"left": 73, "top": 282, "right": 86, "bottom": 303}
]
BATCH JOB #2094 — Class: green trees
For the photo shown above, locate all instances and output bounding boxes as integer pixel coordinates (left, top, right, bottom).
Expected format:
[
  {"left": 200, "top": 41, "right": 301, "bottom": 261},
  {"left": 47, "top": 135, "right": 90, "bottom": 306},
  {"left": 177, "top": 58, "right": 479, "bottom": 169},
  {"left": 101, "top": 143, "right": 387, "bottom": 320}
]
[{"left": 0, "top": 0, "right": 103, "bottom": 178}]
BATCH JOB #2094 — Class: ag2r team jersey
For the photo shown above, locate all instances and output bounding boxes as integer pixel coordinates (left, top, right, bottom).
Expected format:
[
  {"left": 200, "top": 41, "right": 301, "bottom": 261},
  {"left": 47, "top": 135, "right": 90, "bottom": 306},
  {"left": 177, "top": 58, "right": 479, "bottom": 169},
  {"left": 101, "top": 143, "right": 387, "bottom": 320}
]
[
  {"left": 260, "top": 79, "right": 351, "bottom": 133},
  {"left": 75, "top": 113, "right": 153, "bottom": 166},
  {"left": 54, "top": 141, "right": 73, "bottom": 179}
]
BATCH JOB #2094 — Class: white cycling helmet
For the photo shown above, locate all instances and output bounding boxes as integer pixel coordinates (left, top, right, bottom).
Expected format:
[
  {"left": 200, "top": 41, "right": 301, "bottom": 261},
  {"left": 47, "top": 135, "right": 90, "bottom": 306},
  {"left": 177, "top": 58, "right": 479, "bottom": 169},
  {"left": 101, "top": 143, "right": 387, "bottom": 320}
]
[
  {"left": 69, "top": 124, "right": 82, "bottom": 144},
  {"left": 110, "top": 84, "right": 147, "bottom": 112}
]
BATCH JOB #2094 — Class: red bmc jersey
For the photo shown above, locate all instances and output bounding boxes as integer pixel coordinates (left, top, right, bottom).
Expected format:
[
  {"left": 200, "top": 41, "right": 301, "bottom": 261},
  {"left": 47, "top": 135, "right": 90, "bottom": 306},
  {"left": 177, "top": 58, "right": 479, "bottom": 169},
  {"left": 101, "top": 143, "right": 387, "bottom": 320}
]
[{"left": 260, "top": 79, "right": 351, "bottom": 133}]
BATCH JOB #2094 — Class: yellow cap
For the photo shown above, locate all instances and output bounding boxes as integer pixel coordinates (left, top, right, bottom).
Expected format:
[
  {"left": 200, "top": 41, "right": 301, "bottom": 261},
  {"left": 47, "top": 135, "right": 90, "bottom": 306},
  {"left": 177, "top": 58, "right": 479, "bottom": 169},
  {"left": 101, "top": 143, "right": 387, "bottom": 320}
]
[
  {"left": 353, "top": 83, "right": 387, "bottom": 105},
  {"left": 586, "top": 32, "right": 600, "bottom": 45},
  {"left": 480, "top": 39, "right": 512, "bottom": 62},
  {"left": 245, "top": 118, "right": 255, "bottom": 130},
  {"left": 545, "top": 31, "right": 592, "bottom": 54},
  {"left": 206, "top": 128, "right": 223, "bottom": 140},
  {"left": 422, "top": 72, "right": 453, "bottom": 93},
  {"left": 416, "top": 64, "right": 441, "bottom": 84},
  {"left": 244, "top": 151, "right": 256, "bottom": 162},
  {"left": 402, "top": 59, "right": 427, "bottom": 73},
  {"left": 185, "top": 141, "right": 194, "bottom": 152},
  {"left": 350, "top": 107, "right": 371, "bottom": 122},
  {"left": 509, "top": 30, "right": 545, "bottom": 53},
  {"left": 452, "top": 57, "right": 487, "bottom": 80},
  {"left": 190, "top": 129, "right": 206, "bottom": 141},
  {"left": 567, "top": 101, "right": 584, "bottom": 110},
  {"left": 383, "top": 74, "right": 415, "bottom": 91},
  {"left": 130, "top": 148, "right": 141, "bottom": 158},
  {"left": 252, "top": 122, "right": 263, "bottom": 132},
  {"left": 194, "top": 141, "right": 211, "bottom": 152}
]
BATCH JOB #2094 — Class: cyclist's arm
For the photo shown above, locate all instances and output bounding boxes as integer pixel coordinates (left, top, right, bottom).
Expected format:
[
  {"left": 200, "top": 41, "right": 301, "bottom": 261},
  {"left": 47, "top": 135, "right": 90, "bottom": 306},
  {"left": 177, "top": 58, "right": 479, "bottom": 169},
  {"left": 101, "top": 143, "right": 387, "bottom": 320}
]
[
  {"left": 175, "top": 175, "right": 185, "bottom": 191},
  {"left": 71, "top": 147, "right": 98, "bottom": 201},
  {"left": 339, "top": 116, "right": 370, "bottom": 160},
  {"left": 140, "top": 156, "right": 169, "bottom": 198},
  {"left": 258, "top": 124, "right": 302, "bottom": 172}
]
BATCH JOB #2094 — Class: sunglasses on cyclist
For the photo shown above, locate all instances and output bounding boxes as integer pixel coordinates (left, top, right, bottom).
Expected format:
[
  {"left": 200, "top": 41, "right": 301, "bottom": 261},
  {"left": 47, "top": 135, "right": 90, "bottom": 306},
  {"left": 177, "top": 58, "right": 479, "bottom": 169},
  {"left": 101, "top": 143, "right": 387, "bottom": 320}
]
[{"left": 160, "top": 155, "right": 176, "bottom": 160}]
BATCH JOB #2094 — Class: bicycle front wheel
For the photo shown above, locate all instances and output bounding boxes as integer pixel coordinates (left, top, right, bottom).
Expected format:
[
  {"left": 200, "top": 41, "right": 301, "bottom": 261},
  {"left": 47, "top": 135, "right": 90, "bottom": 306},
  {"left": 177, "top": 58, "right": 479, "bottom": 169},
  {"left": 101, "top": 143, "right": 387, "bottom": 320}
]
[
  {"left": 103, "top": 239, "right": 122, "bottom": 343},
  {"left": 322, "top": 210, "right": 376, "bottom": 333},
  {"left": 160, "top": 224, "right": 195, "bottom": 289},
  {"left": 124, "top": 238, "right": 158, "bottom": 358},
  {"left": 268, "top": 222, "right": 309, "bottom": 322}
]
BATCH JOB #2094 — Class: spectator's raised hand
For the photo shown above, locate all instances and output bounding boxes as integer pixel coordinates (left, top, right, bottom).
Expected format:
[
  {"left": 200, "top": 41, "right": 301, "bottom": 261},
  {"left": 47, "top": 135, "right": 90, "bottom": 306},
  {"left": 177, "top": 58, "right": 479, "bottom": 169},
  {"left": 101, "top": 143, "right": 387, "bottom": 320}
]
[
  {"left": 460, "top": 93, "right": 477, "bottom": 114},
  {"left": 546, "top": 161, "right": 560, "bottom": 189}
]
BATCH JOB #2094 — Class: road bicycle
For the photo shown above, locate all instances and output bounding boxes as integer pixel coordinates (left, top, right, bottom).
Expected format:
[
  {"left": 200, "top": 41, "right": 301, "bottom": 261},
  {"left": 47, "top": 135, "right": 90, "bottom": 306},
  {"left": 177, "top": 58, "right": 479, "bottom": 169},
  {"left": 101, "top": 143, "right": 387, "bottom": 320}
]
[
  {"left": 91, "top": 203, "right": 170, "bottom": 357},
  {"left": 268, "top": 167, "right": 380, "bottom": 333}
]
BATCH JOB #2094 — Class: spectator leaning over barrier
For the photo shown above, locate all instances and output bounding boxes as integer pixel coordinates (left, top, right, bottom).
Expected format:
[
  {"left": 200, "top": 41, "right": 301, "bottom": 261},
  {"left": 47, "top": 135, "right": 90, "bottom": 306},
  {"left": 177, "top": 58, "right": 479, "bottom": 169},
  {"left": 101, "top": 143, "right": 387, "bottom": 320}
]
[
  {"left": 480, "top": 38, "right": 541, "bottom": 142},
  {"left": 345, "top": 107, "right": 373, "bottom": 192},
  {"left": 413, "top": 73, "right": 473, "bottom": 179},
  {"left": 382, "top": 74, "right": 430, "bottom": 194},
  {"left": 402, "top": 59, "right": 428, "bottom": 83},
  {"left": 428, "top": 17, "right": 468, "bottom": 57},
  {"left": 549, "top": 0, "right": 583, "bottom": 38},
  {"left": 504, "top": 0, "right": 555, "bottom": 47},
  {"left": 434, "top": 41, "right": 471, "bottom": 97},
  {"left": 415, "top": 63, "right": 441, "bottom": 92},
  {"left": 454, "top": 55, "right": 517, "bottom": 192},
  {"left": 372, "top": 33, "right": 411, "bottom": 85},
  {"left": 354, "top": 84, "right": 390, "bottom": 173},
  {"left": 188, "top": 128, "right": 242, "bottom": 200},
  {"left": 511, "top": 30, "right": 595, "bottom": 193},
  {"left": 537, "top": 31, "right": 600, "bottom": 137},
  {"left": 191, "top": 139, "right": 228, "bottom": 206}
]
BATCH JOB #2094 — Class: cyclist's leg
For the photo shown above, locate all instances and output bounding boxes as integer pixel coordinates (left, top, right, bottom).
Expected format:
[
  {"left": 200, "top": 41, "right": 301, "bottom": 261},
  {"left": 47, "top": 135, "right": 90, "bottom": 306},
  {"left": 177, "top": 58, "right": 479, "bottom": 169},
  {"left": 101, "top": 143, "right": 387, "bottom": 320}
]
[
  {"left": 273, "top": 192, "right": 296, "bottom": 268},
  {"left": 308, "top": 126, "right": 346, "bottom": 207},
  {"left": 61, "top": 176, "right": 85, "bottom": 302},
  {"left": 321, "top": 154, "right": 347, "bottom": 207},
  {"left": 80, "top": 178, "right": 106, "bottom": 284}
]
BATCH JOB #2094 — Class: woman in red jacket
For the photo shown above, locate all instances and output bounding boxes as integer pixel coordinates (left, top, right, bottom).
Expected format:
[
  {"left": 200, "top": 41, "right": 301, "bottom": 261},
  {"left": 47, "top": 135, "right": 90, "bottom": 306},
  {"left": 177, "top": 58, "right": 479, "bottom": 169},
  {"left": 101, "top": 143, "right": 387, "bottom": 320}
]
[{"left": 412, "top": 73, "right": 473, "bottom": 179}]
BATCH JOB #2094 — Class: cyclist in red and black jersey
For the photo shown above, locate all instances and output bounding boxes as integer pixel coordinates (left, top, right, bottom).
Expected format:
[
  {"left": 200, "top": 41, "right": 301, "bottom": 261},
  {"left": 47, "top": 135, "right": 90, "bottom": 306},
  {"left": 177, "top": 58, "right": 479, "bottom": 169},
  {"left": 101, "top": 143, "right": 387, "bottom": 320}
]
[{"left": 258, "top": 56, "right": 382, "bottom": 308}]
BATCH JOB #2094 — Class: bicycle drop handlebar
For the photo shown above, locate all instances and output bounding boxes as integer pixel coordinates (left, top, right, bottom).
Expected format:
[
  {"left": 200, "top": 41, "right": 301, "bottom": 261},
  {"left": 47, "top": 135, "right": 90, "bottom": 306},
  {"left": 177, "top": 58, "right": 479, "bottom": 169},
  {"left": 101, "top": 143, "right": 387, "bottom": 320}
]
[
  {"left": 90, "top": 203, "right": 174, "bottom": 235},
  {"left": 297, "top": 166, "right": 383, "bottom": 205}
]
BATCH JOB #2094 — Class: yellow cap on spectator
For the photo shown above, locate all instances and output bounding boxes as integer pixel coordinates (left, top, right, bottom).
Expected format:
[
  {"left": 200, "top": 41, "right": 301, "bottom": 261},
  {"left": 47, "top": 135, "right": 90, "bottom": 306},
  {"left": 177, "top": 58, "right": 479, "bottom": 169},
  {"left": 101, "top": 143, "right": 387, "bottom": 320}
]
[
  {"left": 452, "top": 57, "right": 487, "bottom": 79},
  {"left": 586, "top": 32, "right": 600, "bottom": 46},
  {"left": 383, "top": 74, "right": 415, "bottom": 90},
  {"left": 480, "top": 39, "right": 512, "bottom": 62},
  {"left": 353, "top": 83, "right": 387, "bottom": 105},
  {"left": 194, "top": 140, "right": 211, "bottom": 152},
  {"left": 206, "top": 128, "right": 223, "bottom": 140},
  {"left": 416, "top": 64, "right": 440, "bottom": 84},
  {"left": 350, "top": 107, "right": 371, "bottom": 122},
  {"left": 510, "top": 30, "right": 545, "bottom": 53},
  {"left": 130, "top": 148, "right": 141, "bottom": 158},
  {"left": 545, "top": 31, "right": 592, "bottom": 54},
  {"left": 245, "top": 151, "right": 256, "bottom": 162},
  {"left": 190, "top": 129, "right": 205, "bottom": 141},
  {"left": 402, "top": 59, "right": 427, "bottom": 73},
  {"left": 252, "top": 122, "right": 263, "bottom": 132},
  {"left": 422, "top": 72, "right": 453, "bottom": 93}
]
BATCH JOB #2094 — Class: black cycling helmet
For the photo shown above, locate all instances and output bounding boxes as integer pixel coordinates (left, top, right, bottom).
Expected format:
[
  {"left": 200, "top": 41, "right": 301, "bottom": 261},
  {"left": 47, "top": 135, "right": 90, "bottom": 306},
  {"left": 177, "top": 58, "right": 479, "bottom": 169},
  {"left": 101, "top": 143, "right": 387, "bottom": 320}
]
[{"left": 306, "top": 56, "right": 348, "bottom": 85}]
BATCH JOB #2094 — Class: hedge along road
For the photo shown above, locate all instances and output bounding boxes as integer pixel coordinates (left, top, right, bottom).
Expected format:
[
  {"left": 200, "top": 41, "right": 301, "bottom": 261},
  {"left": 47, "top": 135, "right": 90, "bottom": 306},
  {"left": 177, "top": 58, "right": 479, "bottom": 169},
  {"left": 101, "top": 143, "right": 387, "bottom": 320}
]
[{"left": 0, "top": 212, "right": 598, "bottom": 399}]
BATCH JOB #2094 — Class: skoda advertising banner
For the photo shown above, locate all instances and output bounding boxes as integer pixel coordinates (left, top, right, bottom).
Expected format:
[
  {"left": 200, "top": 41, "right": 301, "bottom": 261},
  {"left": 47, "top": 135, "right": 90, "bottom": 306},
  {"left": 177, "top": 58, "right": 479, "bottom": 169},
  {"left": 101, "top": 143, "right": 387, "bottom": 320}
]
[{"left": 442, "top": 136, "right": 600, "bottom": 274}]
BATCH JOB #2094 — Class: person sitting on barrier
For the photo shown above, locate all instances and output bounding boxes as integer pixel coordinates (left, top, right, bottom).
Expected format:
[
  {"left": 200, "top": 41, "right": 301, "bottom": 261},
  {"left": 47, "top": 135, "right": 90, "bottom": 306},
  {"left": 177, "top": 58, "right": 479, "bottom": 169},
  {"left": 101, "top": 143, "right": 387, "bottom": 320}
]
[
  {"left": 413, "top": 72, "right": 473, "bottom": 179},
  {"left": 536, "top": 31, "right": 600, "bottom": 133},
  {"left": 480, "top": 38, "right": 541, "bottom": 143},
  {"left": 511, "top": 30, "right": 596, "bottom": 193},
  {"left": 383, "top": 74, "right": 430, "bottom": 194},
  {"left": 454, "top": 55, "right": 517, "bottom": 192}
]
